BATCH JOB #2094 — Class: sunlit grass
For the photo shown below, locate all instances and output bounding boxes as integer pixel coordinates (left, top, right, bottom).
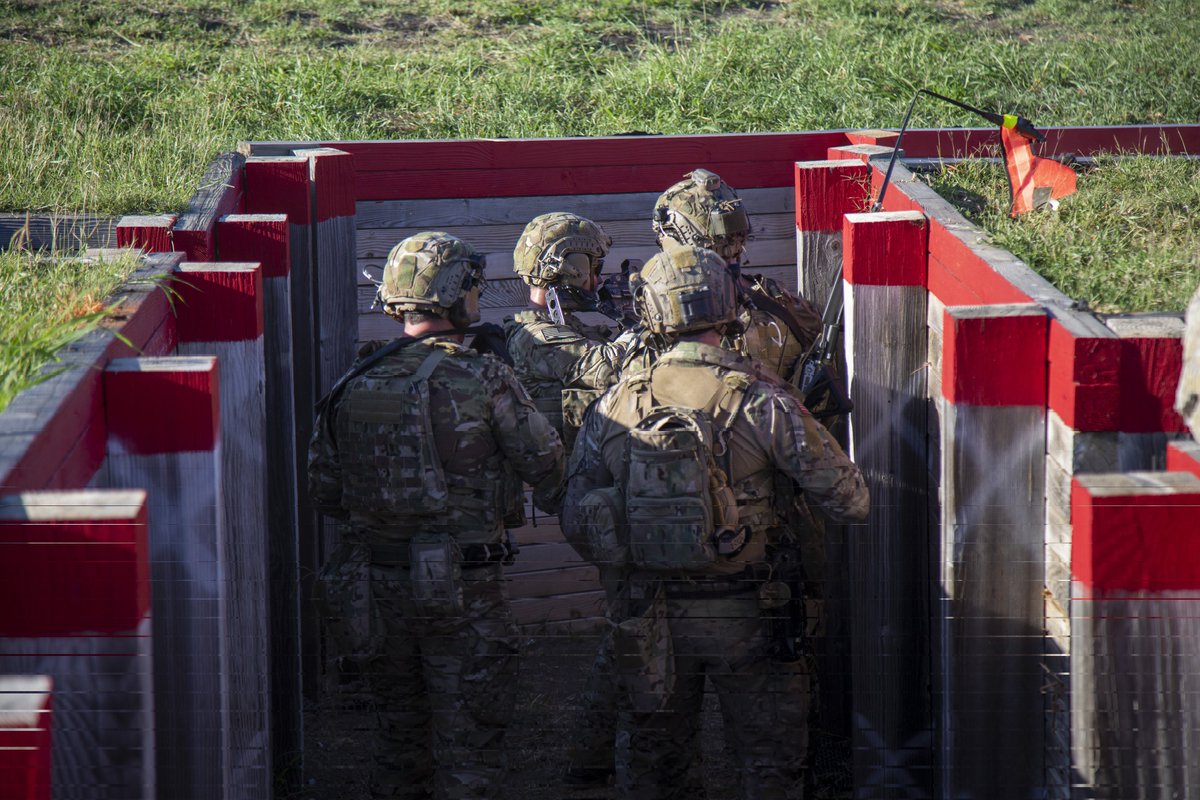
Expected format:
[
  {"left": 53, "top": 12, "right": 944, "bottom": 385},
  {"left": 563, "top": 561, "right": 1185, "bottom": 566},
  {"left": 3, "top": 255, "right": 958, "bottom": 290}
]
[
  {"left": 922, "top": 155, "right": 1200, "bottom": 312},
  {"left": 1, "top": 0, "right": 1197, "bottom": 214},
  {"left": 0, "top": 248, "right": 144, "bottom": 412}
]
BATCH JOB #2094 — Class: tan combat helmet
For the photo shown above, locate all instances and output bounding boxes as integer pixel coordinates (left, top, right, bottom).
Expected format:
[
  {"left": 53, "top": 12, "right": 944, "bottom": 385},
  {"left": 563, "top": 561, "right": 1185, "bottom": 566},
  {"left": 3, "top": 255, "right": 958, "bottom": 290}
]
[
  {"left": 512, "top": 212, "right": 612, "bottom": 291},
  {"left": 378, "top": 232, "right": 487, "bottom": 323},
  {"left": 652, "top": 168, "right": 752, "bottom": 265},
  {"left": 633, "top": 244, "right": 738, "bottom": 336}
]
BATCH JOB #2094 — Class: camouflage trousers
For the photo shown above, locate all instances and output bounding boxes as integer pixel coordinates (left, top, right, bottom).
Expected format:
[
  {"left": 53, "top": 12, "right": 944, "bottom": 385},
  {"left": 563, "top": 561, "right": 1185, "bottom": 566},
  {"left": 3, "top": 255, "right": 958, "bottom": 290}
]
[
  {"left": 614, "top": 585, "right": 812, "bottom": 800},
  {"left": 365, "top": 560, "right": 520, "bottom": 800}
]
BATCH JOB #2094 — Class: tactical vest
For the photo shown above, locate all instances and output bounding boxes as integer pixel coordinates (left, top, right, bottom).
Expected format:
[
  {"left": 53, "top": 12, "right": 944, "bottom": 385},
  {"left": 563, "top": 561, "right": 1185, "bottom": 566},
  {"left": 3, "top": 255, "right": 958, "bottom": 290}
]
[
  {"left": 334, "top": 348, "right": 449, "bottom": 517},
  {"left": 621, "top": 365, "right": 752, "bottom": 573}
]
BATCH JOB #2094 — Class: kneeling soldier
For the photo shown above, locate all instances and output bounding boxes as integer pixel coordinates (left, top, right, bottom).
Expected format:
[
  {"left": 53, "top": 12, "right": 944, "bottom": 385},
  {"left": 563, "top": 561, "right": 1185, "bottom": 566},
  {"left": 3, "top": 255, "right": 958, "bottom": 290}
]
[
  {"left": 308, "top": 232, "right": 564, "bottom": 800},
  {"left": 564, "top": 244, "right": 869, "bottom": 800}
]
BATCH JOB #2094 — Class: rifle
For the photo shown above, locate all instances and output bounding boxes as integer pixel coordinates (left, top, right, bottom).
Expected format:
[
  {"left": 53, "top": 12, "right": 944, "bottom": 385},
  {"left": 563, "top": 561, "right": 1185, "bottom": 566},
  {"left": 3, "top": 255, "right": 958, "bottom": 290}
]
[
  {"left": 596, "top": 259, "right": 643, "bottom": 330},
  {"left": 796, "top": 277, "right": 854, "bottom": 421}
]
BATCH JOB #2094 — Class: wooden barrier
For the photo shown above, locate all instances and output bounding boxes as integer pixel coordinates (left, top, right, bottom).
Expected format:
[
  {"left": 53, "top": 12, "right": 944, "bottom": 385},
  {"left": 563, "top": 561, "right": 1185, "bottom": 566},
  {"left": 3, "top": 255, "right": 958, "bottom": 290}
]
[
  {"left": 0, "top": 490, "right": 153, "bottom": 799},
  {"left": 172, "top": 153, "right": 246, "bottom": 261},
  {"left": 243, "top": 154, "right": 322, "bottom": 701},
  {"left": 0, "top": 213, "right": 116, "bottom": 252},
  {"left": 794, "top": 159, "right": 869, "bottom": 311},
  {"left": 1070, "top": 471, "right": 1200, "bottom": 799},
  {"left": 0, "top": 675, "right": 52, "bottom": 800},
  {"left": 97, "top": 357, "right": 225, "bottom": 800},
  {"left": 1105, "top": 315, "right": 1189, "bottom": 469},
  {"left": 841, "top": 210, "right": 934, "bottom": 794},
  {"left": 174, "top": 262, "right": 271, "bottom": 798},
  {"left": 217, "top": 213, "right": 304, "bottom": 787}
]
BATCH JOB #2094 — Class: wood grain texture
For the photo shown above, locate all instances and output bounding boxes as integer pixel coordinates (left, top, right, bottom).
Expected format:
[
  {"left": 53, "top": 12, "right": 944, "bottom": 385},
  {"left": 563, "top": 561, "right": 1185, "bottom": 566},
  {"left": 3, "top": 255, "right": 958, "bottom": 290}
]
[
  {"left": 355, "top": 186, "right": 792, "bottom": 229},
  {"left": 0, "top": 213, "right": 117, "bottom": 251},
  {"left": 95, "top": 447, "right": 226, "bottom": 800},
  {"left": 511, "top": 590, "right": 606, "bottom": 627},
  {"left": 176, "top": 335, "right": 271, "bottom": 799},
  {"left": 938, "top": 402, "right": 1047, "bottom": 799},
  {"left": 844, "top": 282, "right": 934, "bottom": 795},
  {"left": 0, "top": 619, "right": 154, "bottom": 800},
  {"left": 174, "top": 152, "right": 246, "bottom": 261}
]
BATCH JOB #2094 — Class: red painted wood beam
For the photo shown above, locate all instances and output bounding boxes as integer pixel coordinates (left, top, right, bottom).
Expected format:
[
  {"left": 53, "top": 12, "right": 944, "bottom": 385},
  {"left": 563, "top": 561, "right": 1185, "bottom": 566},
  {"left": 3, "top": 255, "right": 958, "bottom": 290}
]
[
  {"left": 174, "top": 263, "right": 264, "bottom": 343},
  {"left": 1167, "top": 441, "right": 1200, "bottom": 478},
  {"left": 218, "top": 215, "right": 290, "bottom": 278},
  {"left": 243, "top": 157, "right": 312, "bottom": 223},
  {"left": 1047, "top": 318, "right": 1121, "bottom": 432},
  {"left": 104, "top": 358, "right": 219, "bottom": 455},
  {"left": 0, "top": 675, "right": 52, "bottom": 800},
  {"left": 794, "top": 160, "right": 870, "bottom": 232},
  {"left": 1072, "top": 473, "right": 1200, "bottom": 593},
  {"left": 115, "top": 215, "right": 176, "bottom": 252},
  {"left": 0, "top": 491, "right": 150, "bottom": 637},
  {"left": 843, "top": 211, "right": 928, "bottom": 287},
  {"left": 942, "top": 304, "right": 1047, "bottom": 406}
]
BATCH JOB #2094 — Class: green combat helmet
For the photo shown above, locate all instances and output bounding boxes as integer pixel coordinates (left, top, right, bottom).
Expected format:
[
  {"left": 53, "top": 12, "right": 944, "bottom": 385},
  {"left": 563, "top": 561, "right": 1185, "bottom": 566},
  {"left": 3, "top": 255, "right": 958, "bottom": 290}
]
[
  {"left": 633, "top": 244, "right": 738, "bottom": 335},
  {"left": 653, "top": 168, "right": 752, "bottom": 265},
  {"left": 512, "top": 212, "right": 612, "bottom": 298},
  {"left": 378, "top": 231, "right": 487, "bottom": 324}
]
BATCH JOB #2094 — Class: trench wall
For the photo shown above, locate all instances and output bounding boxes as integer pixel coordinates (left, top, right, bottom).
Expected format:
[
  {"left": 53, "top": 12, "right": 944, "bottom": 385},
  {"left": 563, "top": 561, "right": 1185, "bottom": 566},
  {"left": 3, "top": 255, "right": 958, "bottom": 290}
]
[
  {"left": 2, "top": 124, "right": 1199, "bottom": 799},
  {"left": 796, "top": 131, "right": 1200, "bottom": 799}
]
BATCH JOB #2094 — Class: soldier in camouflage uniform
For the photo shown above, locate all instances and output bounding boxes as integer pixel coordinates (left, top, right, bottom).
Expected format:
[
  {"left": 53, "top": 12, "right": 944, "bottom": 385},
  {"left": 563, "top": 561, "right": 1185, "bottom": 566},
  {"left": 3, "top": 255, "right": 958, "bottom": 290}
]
[
  {"left": 308, "top": 232, "right": 564, "bottom": 799},
  {"left": 563, "top": 244, "right": 869, "bottom": 800},
  {"left": 504, "top": 212, "right": 637, "bottom": 452}
]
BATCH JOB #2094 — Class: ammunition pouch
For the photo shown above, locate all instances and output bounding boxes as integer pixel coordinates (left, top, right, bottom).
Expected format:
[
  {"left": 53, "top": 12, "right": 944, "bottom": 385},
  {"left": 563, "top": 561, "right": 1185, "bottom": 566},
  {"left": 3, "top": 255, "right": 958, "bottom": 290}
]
[
  {"left": 761, "top": 544, "right": 808, "bottom": 663},
  {"left": 611, "top": 581, "right": 675, "bottom": 714}
]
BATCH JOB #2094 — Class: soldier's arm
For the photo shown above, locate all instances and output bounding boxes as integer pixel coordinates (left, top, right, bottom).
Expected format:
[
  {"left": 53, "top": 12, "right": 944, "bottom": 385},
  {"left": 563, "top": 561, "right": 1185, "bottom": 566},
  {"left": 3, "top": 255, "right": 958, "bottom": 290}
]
[
  {"left": 485, "top": 359, "right": 566, "bottom": 513},
  {"left": 306, "top": 407, "right": 349, "bottom": 520},
  {"left": 516, "top": 321, "right": 630, "bottom": 390},
  {"left": 747, "top": 386, "right": 869, "bottom": 523}
]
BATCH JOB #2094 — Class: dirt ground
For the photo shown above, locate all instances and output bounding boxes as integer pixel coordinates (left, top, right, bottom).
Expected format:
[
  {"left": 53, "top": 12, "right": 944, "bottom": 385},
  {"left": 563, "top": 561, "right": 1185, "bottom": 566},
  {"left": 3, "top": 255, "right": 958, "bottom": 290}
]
[{"left": 299, "top": 629, "right": 851, "bottom": 799}]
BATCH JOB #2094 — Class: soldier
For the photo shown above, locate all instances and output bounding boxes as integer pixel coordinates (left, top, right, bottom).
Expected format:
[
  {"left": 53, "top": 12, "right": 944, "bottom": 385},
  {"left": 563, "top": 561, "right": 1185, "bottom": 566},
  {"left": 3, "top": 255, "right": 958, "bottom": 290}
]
[
  {"left": 307, "top": 232, "right": 564, "bottom": 800},
  {"left": 504, "top": 212, "right": 635, "bottom": 451},
  {"left": 634, "top": 167, "right": 824, "bottom": 384},
  {"left": 563, "top": 244, "right": 869, "bottom": 800}
]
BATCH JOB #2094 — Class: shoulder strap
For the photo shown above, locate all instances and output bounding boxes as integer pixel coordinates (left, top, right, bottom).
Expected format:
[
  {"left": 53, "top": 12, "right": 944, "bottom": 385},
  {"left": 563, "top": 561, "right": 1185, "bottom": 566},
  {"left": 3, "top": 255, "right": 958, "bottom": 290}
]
[
  {"left": 412, "top": 347, "right": 448, "bottom": 383},
  {"left": 705, "top": 372, "right": 752, "bottom": 476},
  {"left": 738, "top": 280, "right": 811, "bottom": 347}
]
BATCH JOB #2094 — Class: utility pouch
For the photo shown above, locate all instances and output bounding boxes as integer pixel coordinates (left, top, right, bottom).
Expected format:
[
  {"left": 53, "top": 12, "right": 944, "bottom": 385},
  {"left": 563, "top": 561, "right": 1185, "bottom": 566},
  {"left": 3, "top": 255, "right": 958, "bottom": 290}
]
[
  {"left": 409, "top": 533, "right": 464, "bottom": 617},
  {"left": 573, "top": 486, "right": 629, "bottom": 566},
  {"left": 611, "top": 582, "right": 675, "bottom": 714},
  {"left": 561, "top": 387, "right": 604, "bottom": 454}
]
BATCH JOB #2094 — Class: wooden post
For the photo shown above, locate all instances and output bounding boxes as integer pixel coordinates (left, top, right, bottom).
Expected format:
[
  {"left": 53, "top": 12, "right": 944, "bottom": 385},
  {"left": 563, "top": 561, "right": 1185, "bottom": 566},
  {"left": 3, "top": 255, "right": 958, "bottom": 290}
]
[
  {"left": 841, "top": 210, "right": 934, "bottom": 794},
  {"left": 0, "top": 675, "right": 52, "bottom": 800},
  {"left": 174, "top": 262, "right": 271, "bottom": 798},
  {"left": 243, "top": 155, "right": 321, "bottom": 700},
  {"left": 794, "top": 159, "right": 869, "bottom": 311},
  {"left": 116, "top": 215, "right": 176, "bottom": 253},
  {"left": 936, "top": 303, "right": 1048, "bottom": 798},
  {"left": 98, "top": 357, "right": 225, "bottom": 800},
  {"left": 217, "top": 213, "right": 303, "bottom": 789},
  {"left": 1106, "top": 315, "right": 1189, "bottom": 469},
  {"left": 1070, "top": 471, "right": 1200, "bottom": 799},
  {"left": 0, "top": 490, "right": 153, "bottom": 800},
  {"left": 1043, "top": 310, "right": 1123, "bottom": 797}
]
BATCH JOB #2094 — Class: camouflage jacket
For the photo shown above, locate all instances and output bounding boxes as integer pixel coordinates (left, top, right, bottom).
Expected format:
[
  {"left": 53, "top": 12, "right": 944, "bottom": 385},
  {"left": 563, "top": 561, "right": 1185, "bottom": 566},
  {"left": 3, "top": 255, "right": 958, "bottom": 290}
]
[
  {"left": 308, "top": 336, "right": 564, "bottom": 543},
  {"left": 503, "top": 308, "right": 629, "bottom": 429},
  {"left": 732, "top": 273, "right": 822, "bottom": 383},
  {"left": 564, "top": 340, "right": 868, "bottom": 569}
]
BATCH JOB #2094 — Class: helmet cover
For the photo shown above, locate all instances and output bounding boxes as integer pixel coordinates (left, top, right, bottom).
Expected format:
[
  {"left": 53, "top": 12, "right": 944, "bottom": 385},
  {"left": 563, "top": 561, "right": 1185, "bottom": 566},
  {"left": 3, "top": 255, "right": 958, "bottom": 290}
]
[
  {"left": 652, "top": 168, "right": 752, "bottom": 264},
  {"left": 378, "top": 232, "right": 486, "bottom": 318},
  {"left": 512, "top": 212, "right": 612, "bottom": 290},
  {"left": 632, "top": 244, "right": 738, "bottom": 335}
]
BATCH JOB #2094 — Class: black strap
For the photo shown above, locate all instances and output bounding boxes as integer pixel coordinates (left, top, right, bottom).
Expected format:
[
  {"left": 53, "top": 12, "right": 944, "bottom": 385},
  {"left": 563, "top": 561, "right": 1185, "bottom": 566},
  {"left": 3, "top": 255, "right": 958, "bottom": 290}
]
[{"left": 737, "top": 278, "right": 813, "bottom": 353}]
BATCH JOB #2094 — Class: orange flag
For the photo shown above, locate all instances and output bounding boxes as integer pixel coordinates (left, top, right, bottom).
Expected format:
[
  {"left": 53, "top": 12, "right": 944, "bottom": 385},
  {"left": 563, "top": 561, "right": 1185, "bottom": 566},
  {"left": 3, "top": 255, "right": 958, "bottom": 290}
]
[{"left": 1000, "top": 114, "right": 1077, "bottom": 217}]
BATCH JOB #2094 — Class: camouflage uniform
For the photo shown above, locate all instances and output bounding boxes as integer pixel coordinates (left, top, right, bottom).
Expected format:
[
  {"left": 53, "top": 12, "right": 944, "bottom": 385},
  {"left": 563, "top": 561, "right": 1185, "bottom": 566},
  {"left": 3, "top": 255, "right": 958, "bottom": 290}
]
[
  {"left": 563, "top": 247, "right": 869, "bottom": 800},
  {"left": 309, "top": 233, "right": 565, "bottom": 800}
]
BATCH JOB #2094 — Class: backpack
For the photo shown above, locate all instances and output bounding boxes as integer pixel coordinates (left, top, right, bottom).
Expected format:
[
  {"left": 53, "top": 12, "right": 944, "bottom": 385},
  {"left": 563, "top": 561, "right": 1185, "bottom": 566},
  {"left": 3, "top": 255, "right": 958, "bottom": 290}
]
[
  {"left": 333, "top": 347, "right": 450, "bottom": 517},
  {"left": 622, "top": 370, "right": 751, "bottom": 572}
]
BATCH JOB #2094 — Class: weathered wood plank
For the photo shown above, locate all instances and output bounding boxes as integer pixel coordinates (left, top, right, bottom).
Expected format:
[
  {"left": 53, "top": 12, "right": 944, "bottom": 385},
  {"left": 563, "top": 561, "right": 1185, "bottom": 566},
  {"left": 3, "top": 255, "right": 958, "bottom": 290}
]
[
  {"left": 0, "top": 213, "right": 117, "bottom": 251},
  {"left": 511, "top": 590, "right": 607, "bottom": 627},
  {"left": 507, "top": 565, "right": 601, "bottom": 600},
  {"left": 355, "top": 186, "right": 793, "bottom": 229},
  {"left": 174, "top": 152, "right": 246, "bottom": 261},
  {"left": 505, "top": 541, "right": 589, "bottom": 575}
]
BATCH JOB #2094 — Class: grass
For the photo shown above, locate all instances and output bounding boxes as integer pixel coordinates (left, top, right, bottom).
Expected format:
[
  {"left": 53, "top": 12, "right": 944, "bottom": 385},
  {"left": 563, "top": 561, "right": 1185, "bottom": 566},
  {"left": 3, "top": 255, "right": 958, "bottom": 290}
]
[
  {"left": 922, "top": 155, "right": 1200, "bottom": 312},
  {"left": 0, "top": 248, "right": 144, "bottom": 413},
  {"left": 1, "top": 0, "right": 1198, "bottom": 215}
]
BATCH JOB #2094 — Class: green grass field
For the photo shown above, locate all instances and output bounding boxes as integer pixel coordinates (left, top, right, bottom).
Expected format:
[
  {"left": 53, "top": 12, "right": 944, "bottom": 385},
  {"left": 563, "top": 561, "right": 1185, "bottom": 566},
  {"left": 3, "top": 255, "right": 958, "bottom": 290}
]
[
  {"left": 2, "top": 0, "right": 1198, "bottom": 214},
  {"left": 1, "top": 0, "right": 1198, "bottom": 408},
  {"left": 923, "top": 156, "right": 1200, "bottom": 313},
  {"left": 0, "top": 248, "right": 143, "bottom": 412}
]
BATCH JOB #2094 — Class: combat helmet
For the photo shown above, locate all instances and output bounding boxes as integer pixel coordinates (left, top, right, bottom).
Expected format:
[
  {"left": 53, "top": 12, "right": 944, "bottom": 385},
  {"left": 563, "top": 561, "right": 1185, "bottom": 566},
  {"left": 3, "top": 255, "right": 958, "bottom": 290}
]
[
  {"left": 632, "top": 244, "right": 738, "bottom": 336},
  {"left": 512, "top": 212, "right": 612, "bottom": 294},
  {"left": 378, "top": 232, "right": 487, "bottom": 323},
  {"left": 653, "top": 168, "right": 752, "bottom": 265}
]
